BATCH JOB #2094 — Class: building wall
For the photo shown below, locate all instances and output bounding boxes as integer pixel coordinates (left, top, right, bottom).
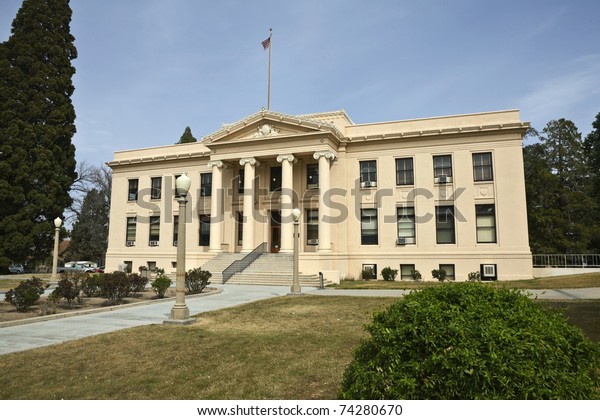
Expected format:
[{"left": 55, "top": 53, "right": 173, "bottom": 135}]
[{"left": 106, "top": 109, "right": 533, "bottom": 280}]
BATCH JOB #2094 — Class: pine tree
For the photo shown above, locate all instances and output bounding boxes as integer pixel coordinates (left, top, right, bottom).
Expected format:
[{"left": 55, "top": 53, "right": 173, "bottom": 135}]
[
  {"left": 67, "top": 189, "right": 109, "bottom": 264},
  {"left": 583, "top": 112, "right": 600, "bottom": 252},
  {"left": 525, "top": 119, "right": 596, "bottom": 253},
  {"left": 177, "top": 126, "right": 197, "bottom": 143},
  {"left": 0, "top": 0, "right": 77, "bottom": 269}
]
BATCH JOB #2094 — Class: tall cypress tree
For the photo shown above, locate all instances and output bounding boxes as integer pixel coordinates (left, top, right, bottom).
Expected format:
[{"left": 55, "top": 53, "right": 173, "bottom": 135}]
[
  {"left": 177, "top": 126, "right": 197, "bottom": 144},
  {"left": 0, "top": 0, "right": 77, "bottom": 269},
  {"left": 67, "top": 189, "right": 109, "bottom": 264}
]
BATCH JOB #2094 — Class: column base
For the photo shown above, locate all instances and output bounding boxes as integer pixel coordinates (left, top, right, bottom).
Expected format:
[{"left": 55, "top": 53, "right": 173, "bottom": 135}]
[{"left": 287, "top": 292, "right": 304, "bottom": 296}]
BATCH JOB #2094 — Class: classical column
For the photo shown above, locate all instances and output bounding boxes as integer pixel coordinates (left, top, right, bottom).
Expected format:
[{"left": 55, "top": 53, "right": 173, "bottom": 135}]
[
  {"left": 277, "top": 154, "right": 297, "bottom": 253},
  {"left": 208, "top": 160, "right": 226, "bottom": 253},
  {"left": 313, "top": 151, "right": 336, "bottom": 252},
  {"left": 239, "top": 157, "right": 260, "bottom": 252}
]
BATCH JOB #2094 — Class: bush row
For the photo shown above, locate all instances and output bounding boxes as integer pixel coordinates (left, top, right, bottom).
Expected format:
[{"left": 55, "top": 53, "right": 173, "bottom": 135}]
[{"left": 362, "top": 267, "right": 484, "bottom": 282}]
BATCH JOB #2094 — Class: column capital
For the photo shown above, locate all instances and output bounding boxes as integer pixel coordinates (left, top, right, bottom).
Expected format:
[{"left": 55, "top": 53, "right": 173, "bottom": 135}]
[
  {"left": 207, "top": 160, "right": 226, "bottom": 169},
  {"left": 313, "top": 151, "right": 337, "bottom": 161},
  {"left": 239, "top": 157, "right": 260, "bottom": 167},
  {"left": 276, "top": 154, "right": 297, "bottom": 164}
]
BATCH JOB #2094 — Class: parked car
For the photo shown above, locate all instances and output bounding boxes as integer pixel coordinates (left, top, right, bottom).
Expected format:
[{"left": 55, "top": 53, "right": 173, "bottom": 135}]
[
  {"left": 8, "top": 264, "right": 24, "bottom": 274},
  {"left": 95, "top": 266, "right": 105, "bottom": 273},
  {"left": 57, "top": 263, "right": 96, "bottom": 273}
]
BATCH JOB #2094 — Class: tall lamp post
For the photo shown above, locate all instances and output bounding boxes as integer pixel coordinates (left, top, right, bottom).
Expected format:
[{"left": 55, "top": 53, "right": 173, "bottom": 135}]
[
  {"left": 165, "top": 173, "right": 195, "bottom": 325},
  {"left": 290, "top": 208, "right": 302, "bottom": 295},
  {"left": 50, "top": 217, "right": 62, "bottom": 281}
]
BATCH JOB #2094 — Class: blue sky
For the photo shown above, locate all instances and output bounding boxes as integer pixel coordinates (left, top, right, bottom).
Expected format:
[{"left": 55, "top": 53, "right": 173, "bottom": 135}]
[{"left": 1, "top": 0, "right": 599, "bottom": 167}]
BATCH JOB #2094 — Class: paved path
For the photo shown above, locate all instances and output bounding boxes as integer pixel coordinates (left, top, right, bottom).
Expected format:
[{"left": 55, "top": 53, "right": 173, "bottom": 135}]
[
  {"left": 0, "top": 285, "right": 299, "bottom": 356},
  {"left": 1, "top": 285, "right": 598, "bottom": 356}
]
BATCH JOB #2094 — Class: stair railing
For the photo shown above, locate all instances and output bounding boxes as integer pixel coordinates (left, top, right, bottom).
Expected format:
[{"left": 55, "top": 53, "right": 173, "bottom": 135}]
[{"left": 222, "top": 242, "right": 267, "bottom": 284}]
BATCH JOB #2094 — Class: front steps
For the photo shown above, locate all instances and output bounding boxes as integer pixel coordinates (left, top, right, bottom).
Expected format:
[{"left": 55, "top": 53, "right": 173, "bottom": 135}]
[
  {"left": 201, "top": 252, "right": 247, "bottom": 283},
  {"left": 202, "top": 252, "right": 330, "bottom": 287}
]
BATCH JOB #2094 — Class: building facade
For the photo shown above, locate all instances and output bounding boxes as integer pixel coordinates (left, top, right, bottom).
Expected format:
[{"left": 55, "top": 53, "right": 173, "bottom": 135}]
[{"left": 105, "top": 109, "right": 532, "bottom": 282}]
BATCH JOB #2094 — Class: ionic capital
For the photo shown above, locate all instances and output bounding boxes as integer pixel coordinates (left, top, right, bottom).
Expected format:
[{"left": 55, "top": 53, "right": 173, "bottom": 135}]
[
  {"left": 239, "top": 157, "right": 260, "bottom": 167},
  {"left": 276, "top": 154, "right": 297, "bottom": 164},
  {"left": 313, "top": 151, "right": 337, "bottom": 161},
  {"left": 207, "top": 160, "right": 226, "bottom": 169}
]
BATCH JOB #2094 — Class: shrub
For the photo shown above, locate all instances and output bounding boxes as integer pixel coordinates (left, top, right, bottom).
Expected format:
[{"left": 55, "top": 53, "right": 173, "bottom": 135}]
[
  {"left": 38, "top": 293, "right": 61, "bottom": 316},
  {"left": 381, "top": 267, "right": 398, "bottom": 281},
  {"left": 81, "top": 274, "right": 102, "bottom": 297},
  {"left": 51, "top": 278, "right": 80, "bottom": 307},
  {"left": 4, "top": 277, "right": 47, "bottom": 312},
  {"left": 185, "top": 268, "right": 211, "bottom": 294},
  {"left": 410, "top": 269, "right": 422, "bottom": 281},
  {"left": 361, "top": 267, "right": 375, "bottom": 280},
  {"left": 431, "top": 268, "right": 447, "bottom": 282},
  {"left": 129, "top": 273, "right": 149, "bottom": 293},
  {"left": 151, "top": 275, "right": 172, "bottom": 298},
  {"left": 339, "top": 283, "right": 600, "bottom": 399},
  {"left": 467, "top": 271, "right": 481, "bottom": 282},
  {"left": 100, "top": 271, "right": 132, "bottom": 305},
  {"left": 340, "top": 275, "right": 356, "bottom": 282}
]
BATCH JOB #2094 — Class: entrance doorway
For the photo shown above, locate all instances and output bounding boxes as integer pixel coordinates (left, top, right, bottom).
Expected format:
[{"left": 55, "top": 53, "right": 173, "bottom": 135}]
[{"left": 270, "top": 210, "right": 281, "bottom": 253}]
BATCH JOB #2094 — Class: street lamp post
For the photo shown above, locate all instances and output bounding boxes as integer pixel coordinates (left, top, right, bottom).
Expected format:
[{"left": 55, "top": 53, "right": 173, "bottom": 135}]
[
  {"left": 290, "top": 208, "right": 302, "bottom": 295},
  {"left": 164, "top": 173, "right": 195, "bottom": 325},
  {"left": 50, "top": 217, "right": 62, "bottom": 281}
]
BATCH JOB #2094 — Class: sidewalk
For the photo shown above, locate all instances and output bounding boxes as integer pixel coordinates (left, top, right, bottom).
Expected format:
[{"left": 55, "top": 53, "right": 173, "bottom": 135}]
[{"left": 1, "top": 285, "right": 598, "bottom": 356}]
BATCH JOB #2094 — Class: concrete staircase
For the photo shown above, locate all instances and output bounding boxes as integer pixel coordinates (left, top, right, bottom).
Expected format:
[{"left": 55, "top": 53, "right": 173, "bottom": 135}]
[
  {"left": 201, "top": 252, "right": 247, "bottom": 284},
  {"left": 226, "top": 253, "right": 327, "bottom": 287}
]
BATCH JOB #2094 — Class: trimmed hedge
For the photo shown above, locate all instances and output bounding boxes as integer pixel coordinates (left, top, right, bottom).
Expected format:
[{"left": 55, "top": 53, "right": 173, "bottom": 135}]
[{"left": 339, "top": 283, "right": 600, "bottom": 399}]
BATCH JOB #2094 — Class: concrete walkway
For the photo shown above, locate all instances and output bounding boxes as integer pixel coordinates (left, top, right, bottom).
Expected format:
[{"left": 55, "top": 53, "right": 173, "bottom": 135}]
[{"left": 0, "top": 285, "right": 598, "bottom": 356}]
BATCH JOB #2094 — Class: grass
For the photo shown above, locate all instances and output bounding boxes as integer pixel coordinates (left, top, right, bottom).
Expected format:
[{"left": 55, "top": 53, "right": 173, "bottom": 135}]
[
  {"left": 335, "top": 272, "right": 600, "bottom": 290},
  {"left": 0, "top": 294, "right": 598, "bottom": 400},
  {"left": 0, "top": 273, "right": 52, "bottom": 292},
  {"left": 0, "top": 296, "right": 394, "bottom": 399}
]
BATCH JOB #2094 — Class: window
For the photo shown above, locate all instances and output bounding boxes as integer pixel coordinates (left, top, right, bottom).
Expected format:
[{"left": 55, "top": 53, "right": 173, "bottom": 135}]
[
  {"left": 436, "top": 206, "right": 455, "bottom": 244},
  {"left": 307, "top": 164, "right": 319, "bottom": 188},
  {"left": 126, "top": 217, "right": 136, "bottom": 245},
  {"left": 199, "top": 214, "right": 210, "bottom": 246},
  {"left": 476, "top": 204, "right": 497, "bottom": 243},
  {"left": 397, "top": 207, "right": 416, "bottom": 244},
  {"left": 238, "top": 169, "right": 245, "bottom": 193},
  {"left": 360, "top": 160, "right": 377, "bottom": 184},
  {"left": 400, "top": 264, "right": 416, "bottom": 280},
  {"left": 150, "top": 177, "right": 162, "bottom": 200},
  {"left": 124, "top": 261, "right": 132, "bottom": 274},
  {"left": 306, "top": 209, "right": 319, "bottom": 245},
  {"left": 147, "top": 261, "right": 157, "bottom": 272},
  {"left": 149, "top": 216, "right": 160, "bottom": 243},
  {"left": 395, "top": 158, "right": 414, "bottom": 185},
  {"left": 439, "top": 264, "right": 455, "bottom": 280},
  {"left": 362, "top": 264, "right": 377, "bottom": 280},
  {"left": 270, "top": 166, "right": 282, "bottom": 191},
  {"left": 473, "top": 152, "right": 493, "bottom": 182},
  {"left": 433, "top": 155, "right": 452, "bottom": 178},
  {"left": 201, "top": 173, "right": 212, "bottom": 197},
  {"left": 173, "top": 215, "right": 178, "bottom": 246},
  {"left": 361, "top": 208, "right": 378, "bottom": 245},
  {"left": 128, "top": 179, "right": 138, "bottom": 201},
  {"left": 237, "top": 212, "right": 243, "bottom": 246}
]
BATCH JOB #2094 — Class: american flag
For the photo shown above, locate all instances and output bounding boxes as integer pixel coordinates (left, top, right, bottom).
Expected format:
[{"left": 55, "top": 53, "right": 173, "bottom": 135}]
[{"left": 261, "top": 36, "right": 271, "bottom": 50}]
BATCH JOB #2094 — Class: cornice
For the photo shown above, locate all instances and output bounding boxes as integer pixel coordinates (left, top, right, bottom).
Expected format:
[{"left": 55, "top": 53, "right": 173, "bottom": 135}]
[
  {"left": 106, "top": 150, "right": 209, "bottom": 168},
  {"left": 344, "top": 122, "right": 530, "bottom": 143}
]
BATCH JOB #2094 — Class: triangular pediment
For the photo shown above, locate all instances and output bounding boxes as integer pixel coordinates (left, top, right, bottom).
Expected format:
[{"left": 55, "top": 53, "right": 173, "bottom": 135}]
[{"left": 202, "top": 110, "right": 347, "bottom": 145}]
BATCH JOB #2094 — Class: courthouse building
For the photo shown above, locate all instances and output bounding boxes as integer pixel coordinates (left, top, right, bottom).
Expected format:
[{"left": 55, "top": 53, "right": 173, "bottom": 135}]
[{"left": 105, "top": 109, "right": 533, "bottom": 283}]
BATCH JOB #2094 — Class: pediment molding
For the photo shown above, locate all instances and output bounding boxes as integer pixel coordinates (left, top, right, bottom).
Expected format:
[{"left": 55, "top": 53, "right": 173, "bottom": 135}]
[{"left": 202, "top": 110, "right": 346, "bottom": 146}]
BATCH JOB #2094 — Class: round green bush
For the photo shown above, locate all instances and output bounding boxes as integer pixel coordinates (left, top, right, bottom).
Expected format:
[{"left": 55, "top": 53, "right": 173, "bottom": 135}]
[{"left": 339, "top": 283, "right": 600, "bottom": 399}]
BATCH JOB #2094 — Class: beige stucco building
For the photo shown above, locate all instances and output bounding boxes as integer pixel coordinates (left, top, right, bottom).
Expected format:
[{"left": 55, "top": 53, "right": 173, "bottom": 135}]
[{"left": 105, "top": 109, "right": 532, "bottom": 282}]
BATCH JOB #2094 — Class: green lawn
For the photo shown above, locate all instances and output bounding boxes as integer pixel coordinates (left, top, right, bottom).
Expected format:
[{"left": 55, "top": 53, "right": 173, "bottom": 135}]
[{"left": 0, "top": 294, "right": 598, "bottom": 400}]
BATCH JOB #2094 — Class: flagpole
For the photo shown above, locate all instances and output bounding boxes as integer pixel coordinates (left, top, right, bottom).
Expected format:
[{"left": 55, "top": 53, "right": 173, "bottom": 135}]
[{"left": 267, "top": 28, "right": 272, "bottom": 110}]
